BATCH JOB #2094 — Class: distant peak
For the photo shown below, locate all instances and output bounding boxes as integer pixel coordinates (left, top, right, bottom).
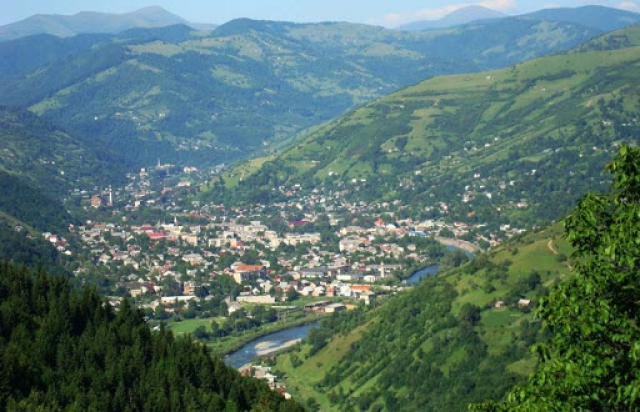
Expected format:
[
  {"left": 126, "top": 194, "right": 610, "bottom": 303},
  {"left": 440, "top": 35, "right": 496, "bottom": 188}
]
[
  {"left": 396, "top": 5, "right": 506, "bottom": 31},
  {"left": 132, "top": 6, "right": 172, "bottom": 15},
  {"left": 440, "top": 5, "right": 506, "bottom": 22}
]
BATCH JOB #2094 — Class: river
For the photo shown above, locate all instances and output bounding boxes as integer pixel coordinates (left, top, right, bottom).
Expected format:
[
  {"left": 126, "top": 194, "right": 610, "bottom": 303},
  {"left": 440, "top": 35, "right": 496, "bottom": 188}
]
[
  {"left": 225, "top": 264, "right": 443, "bottom": 368},
  {"left": 406, "top": 245, "right": 475, "bottom": 284},
  {"left": 405, "top": 264, "right": 441, "bottom": 284},
  {"left": 225, "top": 247, "right": 473, "bottom": 367},
  {"left": 223, "top": 322, "right": 319, "bottom": 369}
]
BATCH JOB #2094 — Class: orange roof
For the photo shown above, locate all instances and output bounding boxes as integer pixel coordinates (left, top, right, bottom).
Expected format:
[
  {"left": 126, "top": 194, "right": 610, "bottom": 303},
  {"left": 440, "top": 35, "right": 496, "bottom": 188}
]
[
  {"left": 350, "top": 285, "right": 372, "bottom": 292},
  {"left": 234, "top": 264, "right": 264, "bottom": 272}
]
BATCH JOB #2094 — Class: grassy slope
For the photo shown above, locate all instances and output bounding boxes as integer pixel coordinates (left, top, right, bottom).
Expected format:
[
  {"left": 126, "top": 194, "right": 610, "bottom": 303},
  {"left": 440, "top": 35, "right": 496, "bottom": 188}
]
[
  {"left": 246, "top": 44, "right": 640, "bottom": 179},
  {"left": 273, "top": 225, "right": 572, "bottom": 410},
  {"left": 223, "top": 31, "right": 640, "bottom": 228}
]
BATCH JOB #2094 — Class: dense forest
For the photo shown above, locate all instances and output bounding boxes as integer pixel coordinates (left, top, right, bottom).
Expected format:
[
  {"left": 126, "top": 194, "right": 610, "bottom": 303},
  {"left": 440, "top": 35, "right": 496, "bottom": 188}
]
[{"left": 0, "top": 262, "right": 305, "bottom": 411}]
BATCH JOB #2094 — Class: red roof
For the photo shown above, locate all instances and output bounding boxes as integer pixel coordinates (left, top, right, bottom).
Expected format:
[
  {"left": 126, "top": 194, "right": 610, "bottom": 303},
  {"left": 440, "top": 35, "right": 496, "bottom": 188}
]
[
  {"left": 289, "top": 220, "right": 310, "bottom": 226},
  {"left": 148, "top": 232, "right": 165, "bottom": 240}
]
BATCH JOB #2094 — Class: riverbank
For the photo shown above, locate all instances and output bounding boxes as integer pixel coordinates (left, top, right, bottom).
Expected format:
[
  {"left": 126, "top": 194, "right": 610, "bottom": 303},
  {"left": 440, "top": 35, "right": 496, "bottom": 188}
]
[
  {"left": 210, "top": 314, "right": 323, "bottom": 357},
  {"left": 254, "top": 338, "right": 302, "bottom": 356},
  {"left": 224, "top": 322, "right": 320, "bottom": 369}
]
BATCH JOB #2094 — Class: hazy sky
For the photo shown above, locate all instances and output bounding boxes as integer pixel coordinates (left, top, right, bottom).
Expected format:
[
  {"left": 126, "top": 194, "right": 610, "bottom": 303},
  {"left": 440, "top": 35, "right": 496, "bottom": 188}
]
[{"left": 2, "top": 1, "right": 639, "bottom": 27}]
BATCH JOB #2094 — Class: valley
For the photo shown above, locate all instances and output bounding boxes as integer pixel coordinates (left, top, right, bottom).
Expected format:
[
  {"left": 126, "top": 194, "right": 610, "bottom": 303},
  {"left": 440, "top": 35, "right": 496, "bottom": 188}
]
[{"left": 1, "top": 5, "right": 640, "bottom": 411}]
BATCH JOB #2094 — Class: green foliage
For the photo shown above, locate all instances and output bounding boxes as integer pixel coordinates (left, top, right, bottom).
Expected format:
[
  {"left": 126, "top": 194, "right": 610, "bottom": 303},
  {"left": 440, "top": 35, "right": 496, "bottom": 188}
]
[
  {"left": 0, "top": 220, "right": 60, "bottom": 272},
  {"left": 0, "top": 262, "right": 304, "bottom": 412},
  {"left": 470, "top": 145, "right": 640, "bottom": 411},
  {"left": 314, "top": 278, "right": 528, "bottom": 410},
  {"left": 459, "top": 303, "right": 482, "bottom": 325},
  {"left": 0, "top": 170, "right": 72, "bottom": 233}
]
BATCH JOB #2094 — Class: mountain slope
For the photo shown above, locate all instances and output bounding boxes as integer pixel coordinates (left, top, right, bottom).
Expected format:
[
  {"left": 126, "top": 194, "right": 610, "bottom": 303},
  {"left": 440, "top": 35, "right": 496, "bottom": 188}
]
[
  {"left": 573, "top": 24, "right": 640, "bottom": 52},
  {"left": 0, "top": 107, "right": 127, "bottom": 269},
  {"left": 0, "top": 17, "right": 609, "bottom": 169},
  {"left": 0, "top": 107, "right": 127, "bottom": 197},
  {"left": 0, "top": 6, "right": 200, "bottom": 42},
  {"left": 0, "top": 171, "right": 68, "bottom": 271},
  {"left": 222, "top": 29, "right": 640, "bottom": 230},
  {"left": 275, "top": 225, "right": 572, "bottom": 410}
]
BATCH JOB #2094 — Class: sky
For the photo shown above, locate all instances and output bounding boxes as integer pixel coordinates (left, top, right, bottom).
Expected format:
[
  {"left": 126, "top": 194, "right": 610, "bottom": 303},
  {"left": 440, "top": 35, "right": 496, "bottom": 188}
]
[{"left": 2, "top": 0, "right": 640, "bottom": 27}]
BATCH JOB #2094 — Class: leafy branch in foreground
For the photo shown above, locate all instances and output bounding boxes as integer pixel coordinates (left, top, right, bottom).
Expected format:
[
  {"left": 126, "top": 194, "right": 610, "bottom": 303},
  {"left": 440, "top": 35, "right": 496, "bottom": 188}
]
[{"left": 470, "top": 145, "right": 640, "bottom": 411}]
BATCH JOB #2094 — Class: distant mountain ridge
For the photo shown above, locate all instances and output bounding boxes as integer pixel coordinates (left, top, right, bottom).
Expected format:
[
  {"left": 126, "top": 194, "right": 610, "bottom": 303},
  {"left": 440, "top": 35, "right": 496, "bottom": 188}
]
[
  {"left": 396, "top": 5, "right": 640, "bottom": 32},
  {"left": 396, "top": 5, "right": 507, "bottom": 31},
  {"left": 522, "top": 5, "right": 640, "bottom": 32},
  {"left": 0, "top": 6, "right": 216, "bottom": 42},
  {"left": 0, "top": 8, "right": 621, "bottom": 170}
]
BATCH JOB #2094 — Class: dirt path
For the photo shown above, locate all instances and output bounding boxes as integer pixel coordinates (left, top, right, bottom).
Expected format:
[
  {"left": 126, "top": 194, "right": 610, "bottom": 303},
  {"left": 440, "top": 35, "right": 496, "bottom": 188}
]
[{"left": 548, "top": 239, "right": 574, "bottom": 271}]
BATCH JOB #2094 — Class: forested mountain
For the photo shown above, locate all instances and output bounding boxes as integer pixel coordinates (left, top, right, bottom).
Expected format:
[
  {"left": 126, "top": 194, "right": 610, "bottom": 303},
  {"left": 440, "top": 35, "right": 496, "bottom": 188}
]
[
  {"left": 0, "top": 25, "right": 198, "bottom": 78},
  {"left": 0, "top": 6, "right": 211, "bottom": 42},
  {"left": 274, "top": 224, "right": 572, "bottom": 410},
  {"left": 219, "top": 25, "right": 640, "bottom": 230},
  {"left": 0, "top": 107, "right": 128, "bottom": 197},
  {"left": 0, "top": 8, "right": 627, "bottom": 168},
  {"left": 0, "top": 261, "right": 305, "bottom": 411}
]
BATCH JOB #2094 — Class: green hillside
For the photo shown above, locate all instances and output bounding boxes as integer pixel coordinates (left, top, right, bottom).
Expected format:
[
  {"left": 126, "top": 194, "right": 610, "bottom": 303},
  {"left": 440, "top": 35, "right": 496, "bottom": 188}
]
[
  {"left": 273, "top": 224, "right": 572, "bottom": 411},
  {"left": 222, "top": 29, "right": 640, "bottom": 229},
  {"left": 0, "top": 107, "right": 127, "bottom": 198},
  {"left": 0, "top": 215, "right": 60, "bottom": 272},
  {"left": 0, "top": 107, "right": 127, "bottom": 271},
  {"left": 0, "top": 16, "right": 608, "bottom": 168}
]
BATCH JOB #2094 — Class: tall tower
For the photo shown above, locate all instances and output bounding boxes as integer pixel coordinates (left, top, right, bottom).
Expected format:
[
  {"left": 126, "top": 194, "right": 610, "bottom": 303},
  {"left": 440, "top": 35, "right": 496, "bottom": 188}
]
[{"left": 109, "top": 185, "right": 113, "bottom": 207}]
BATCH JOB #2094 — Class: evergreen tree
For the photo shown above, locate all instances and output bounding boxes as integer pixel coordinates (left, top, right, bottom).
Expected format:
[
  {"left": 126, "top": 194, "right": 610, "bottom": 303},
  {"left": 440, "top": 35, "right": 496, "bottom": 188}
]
[{"left": 0, "top": 262, "right": 305, "bottom": 411}]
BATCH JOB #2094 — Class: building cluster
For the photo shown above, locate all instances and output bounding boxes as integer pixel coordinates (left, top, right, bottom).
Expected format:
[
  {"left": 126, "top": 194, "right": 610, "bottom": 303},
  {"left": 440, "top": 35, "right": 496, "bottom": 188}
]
[{"left": 63, "top": 162, "right": 527, "bottom": 320}]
